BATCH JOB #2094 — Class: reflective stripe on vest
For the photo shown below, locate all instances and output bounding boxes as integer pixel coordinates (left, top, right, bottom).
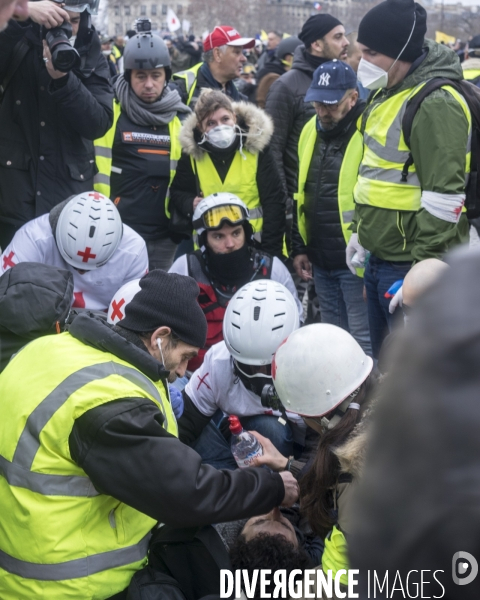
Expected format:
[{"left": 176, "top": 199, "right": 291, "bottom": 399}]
[
  {"left": 0, "top": 333, "right": 177, "bottom": 597},
  {"left": 0, "top": 534, "right": 150, "bottom": 581},
  {"left": 172, "top": 62, "right": 202, "bottom": 106},
  {"left": 295, "top": 115, "right": 364, "bottom": 277},
  {"left": 193, "top": 152, "right": 262, "bottom": 242},
  {"left": 354, "top": 82, "right": 472, "bottom": 212},
  {"left": 93, "top": 100, "right": 183, "bottom": 216}
]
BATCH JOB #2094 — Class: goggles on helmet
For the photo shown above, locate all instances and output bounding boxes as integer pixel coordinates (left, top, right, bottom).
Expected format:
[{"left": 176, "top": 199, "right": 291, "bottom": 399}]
[
  {"left": 234, "top": 361, "right": 272, "bottom": 379},
  {"left": 193, "top": 204, "right": 247, "bottom": 231}
]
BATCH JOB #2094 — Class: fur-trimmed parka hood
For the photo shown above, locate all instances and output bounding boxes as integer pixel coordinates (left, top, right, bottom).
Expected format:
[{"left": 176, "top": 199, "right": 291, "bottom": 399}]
[
  {"left": 178, "top": 100, "right": 274, "bottom": 161},
  {"left": 334, "top": 391, "right": 380, "bottom": 480}
]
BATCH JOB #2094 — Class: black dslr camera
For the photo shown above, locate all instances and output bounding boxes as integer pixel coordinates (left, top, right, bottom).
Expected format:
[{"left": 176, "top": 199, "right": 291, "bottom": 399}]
[
  {"left": 42, "top": 0, "right": 81, "bottom": 72},
  {"left": 135, "top": 18, "right": 152, "bottom": 33}
]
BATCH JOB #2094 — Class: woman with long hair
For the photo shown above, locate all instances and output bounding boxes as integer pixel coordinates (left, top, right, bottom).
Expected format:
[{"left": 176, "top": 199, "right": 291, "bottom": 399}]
[{"left": 252, "top": 323, "right": 376, "bottom": 594}]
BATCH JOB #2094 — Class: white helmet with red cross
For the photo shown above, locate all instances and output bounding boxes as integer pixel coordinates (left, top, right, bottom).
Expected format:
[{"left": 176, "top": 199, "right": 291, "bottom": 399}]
[
  {"left": 55, "top": 192, "right": 123, "bottom": 270},
  {"left": 107, "top": 279, "right": 142, "bottom": 325}
]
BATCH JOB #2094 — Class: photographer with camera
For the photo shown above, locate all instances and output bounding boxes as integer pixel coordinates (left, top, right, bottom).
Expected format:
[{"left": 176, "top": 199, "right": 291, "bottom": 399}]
[{"left": 0, "top": 0, "right": 113, "bottom": 250}]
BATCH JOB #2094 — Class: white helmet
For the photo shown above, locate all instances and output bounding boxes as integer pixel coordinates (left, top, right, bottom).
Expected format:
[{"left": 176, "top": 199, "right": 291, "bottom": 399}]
[
  {"left": 192, "top": 193, "right": 249, "bottom": 237},
  {"left": 272, "top": 324, "right": 373, "bottom": 417},
  {"left": 107, "top": 279, "right": 141, "bottom": 325},
  {"left": 55, "top": 192, "right": 123, "bottom": 270},
  {"left": 223, "top": 279, "right": 299, "bottom": 366}
]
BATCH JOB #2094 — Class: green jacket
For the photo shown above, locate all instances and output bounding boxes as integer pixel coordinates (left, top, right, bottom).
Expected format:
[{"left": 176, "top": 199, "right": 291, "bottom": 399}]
[{"left": 353, "top": 39, "right": 470, "bottom": 262}]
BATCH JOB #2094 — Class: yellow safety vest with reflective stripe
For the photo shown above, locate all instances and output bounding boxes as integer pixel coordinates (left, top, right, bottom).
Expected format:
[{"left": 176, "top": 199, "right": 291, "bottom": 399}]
[
  {"left": 193, "top": 152, "right": 263, "bottom": 241},
  {"left": 354, "top": 82, "right": 471, "bottom": 212},
  {"left": 322, "top": 525, "right": 349, "bottom": 586},
  {"left": 295, "top": 115, "right": 364, "bottom": 277},
  {"left": 93, "top": 100, "right": 182, "bottom": 217},
  {"left": 172, "top": 62, "right": 202, "bottom": 106},
  {"left": 0, "top": 332, "right": 177, "bottom": 599}
]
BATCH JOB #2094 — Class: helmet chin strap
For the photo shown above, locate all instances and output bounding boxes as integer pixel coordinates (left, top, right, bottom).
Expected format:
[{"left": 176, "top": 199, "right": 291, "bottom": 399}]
[{"left": 320, "top": 387, "right": 361, "bottom": 431}]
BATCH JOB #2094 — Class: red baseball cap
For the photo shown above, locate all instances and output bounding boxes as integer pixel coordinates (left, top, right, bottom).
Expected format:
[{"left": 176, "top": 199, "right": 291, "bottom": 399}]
[{"left": 204, "top": 26, "right": 255, "bottom": 52}]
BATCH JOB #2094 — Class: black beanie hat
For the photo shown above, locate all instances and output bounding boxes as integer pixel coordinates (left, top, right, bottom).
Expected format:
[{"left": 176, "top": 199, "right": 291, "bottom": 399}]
[
  {"left": 358, "top": 0, "right": 427, "bottom": 63},
  {"left": 118, "top": 270, "right": 207, "bottom": 348},
  {"left": 298, "top": 14, "right": 342, "bottom": 49}
]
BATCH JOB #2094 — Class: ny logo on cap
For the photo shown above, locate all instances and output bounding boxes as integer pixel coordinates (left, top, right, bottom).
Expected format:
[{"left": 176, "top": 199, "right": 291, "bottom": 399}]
[{"left": 318, "top": 72, "right": 331, "bottom": 86}]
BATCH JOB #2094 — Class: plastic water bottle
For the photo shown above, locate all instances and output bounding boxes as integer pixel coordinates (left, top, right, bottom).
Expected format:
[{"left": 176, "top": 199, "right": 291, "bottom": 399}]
[{"left": 228, "top": 415, "right": 263, "bottom": 469}]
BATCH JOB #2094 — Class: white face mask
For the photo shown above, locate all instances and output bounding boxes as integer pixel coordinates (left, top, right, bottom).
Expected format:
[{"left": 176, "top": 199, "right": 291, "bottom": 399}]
[
  {"left": 203, "top": 125, "right": 236, "bottom": 149},
  {"left": 357, "top": 58, "right": 390, "bottom": 90}
]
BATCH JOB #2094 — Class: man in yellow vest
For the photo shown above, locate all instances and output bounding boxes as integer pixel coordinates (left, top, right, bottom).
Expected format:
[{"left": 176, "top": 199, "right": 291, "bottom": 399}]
[
  {"left": 94, "top": 28, "right": 190, "bottom": 270},
  {"left": 292, "top": 60, "right": 371, "bottom": 355},
  {"left": 0, "top": 269, "right": 298, "bottom": 599},
  {"left": 172, "top": 25, "right": 255, "bottom": 106},
  {"left": 346, "top": 0, "right": 471, "bottom": 358},
  {"left": 462, "top": 34, "right": 480, "bottom": 86}
]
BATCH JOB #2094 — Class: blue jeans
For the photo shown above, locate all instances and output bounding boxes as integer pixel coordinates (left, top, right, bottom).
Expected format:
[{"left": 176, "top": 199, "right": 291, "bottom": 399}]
[
  {"left": 313, "top": 266, "right": 372, "bottom": 356},
  {"left": 193, "top": 413, "right": 294, "bottom": 471},
  {"left": 364, "top": 255, "right": 411, "bottom": 359}
]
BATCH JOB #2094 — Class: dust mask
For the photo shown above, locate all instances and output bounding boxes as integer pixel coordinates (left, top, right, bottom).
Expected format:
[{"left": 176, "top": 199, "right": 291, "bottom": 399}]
[
  {"left": 202, "top": 125, "right": 236, "bottom": 149},
  {"left": 357, "top": 59, "right": 390, "bottom": 90}
]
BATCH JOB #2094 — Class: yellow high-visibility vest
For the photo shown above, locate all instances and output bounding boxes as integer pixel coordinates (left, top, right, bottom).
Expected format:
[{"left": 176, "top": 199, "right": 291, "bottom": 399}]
[
  {"left": 295, "top": 115, "right": 364, "bottom": 277},
  {"left": 354, "top": 82, "right": 471, "bottom": 212},
  {"left": 172, "top": 62, "right": 202, "bottom": 106},
  {"left": 93, "top": 100, "right": 182, "bottom": 217},
  {"left": 193, "top": 151, "right": 263, "bottom": 240},
  {"left": 463, "top": 68, "right": 480, "bottom": 82},
  {"left": 0, "top": 332, "right": 177, "bottom": 598}
]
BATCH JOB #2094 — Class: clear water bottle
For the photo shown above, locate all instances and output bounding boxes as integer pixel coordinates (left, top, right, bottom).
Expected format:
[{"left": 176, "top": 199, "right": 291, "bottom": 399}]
[{"left": 228, "top": 415, "right": 263, "bottom": 469}]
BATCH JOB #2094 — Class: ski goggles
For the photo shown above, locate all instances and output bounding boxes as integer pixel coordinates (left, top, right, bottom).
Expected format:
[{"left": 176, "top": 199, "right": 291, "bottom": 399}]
[
  {"left": 234, "top": 361, "right": 272, "bottom": 378},
  {"left": 194, "top": 204, "right": 249, "bottom": 231}
]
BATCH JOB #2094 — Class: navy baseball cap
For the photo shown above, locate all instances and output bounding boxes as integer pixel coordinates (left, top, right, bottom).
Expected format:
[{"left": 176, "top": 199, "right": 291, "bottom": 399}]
[{"left": 305, "top": 60, "right": 357, "bottom": 104}]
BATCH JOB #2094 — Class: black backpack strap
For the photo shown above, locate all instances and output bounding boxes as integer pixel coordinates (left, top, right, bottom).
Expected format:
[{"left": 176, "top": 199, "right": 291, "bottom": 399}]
[
  {"left": 402, "top": 78, "right": 453, "bottom": 148},
  {"left": 400, "top": 78, "right": 454, "bottom": 181},
  {"left": 0, "top": 37, "right": 30, "bottom": 101}
]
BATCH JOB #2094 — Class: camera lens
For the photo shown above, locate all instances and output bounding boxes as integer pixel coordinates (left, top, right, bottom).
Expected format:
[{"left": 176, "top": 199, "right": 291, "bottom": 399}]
[{"left": 45, "top": 22, "right": 81, "bottom": 72}]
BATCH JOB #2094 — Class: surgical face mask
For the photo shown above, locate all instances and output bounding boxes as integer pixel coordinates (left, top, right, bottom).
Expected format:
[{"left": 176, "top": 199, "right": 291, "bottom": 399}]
[
  {"left": 102, "top": 49, "right": 111, "bottom": 57},
  {"left": 69, "top": 36, "right": 77, "bottom": 47},
  {"left": 357, "top": 10, "right": 417, "bottom": 90},
  {"left": 202, "top": 125, "right": 236, "bottom": 149}
]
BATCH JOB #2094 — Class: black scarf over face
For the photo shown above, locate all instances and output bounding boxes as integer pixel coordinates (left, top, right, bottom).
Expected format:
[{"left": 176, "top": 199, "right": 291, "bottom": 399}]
[{"left": 204, "top": 243, "right": 253, "bottom": 288}]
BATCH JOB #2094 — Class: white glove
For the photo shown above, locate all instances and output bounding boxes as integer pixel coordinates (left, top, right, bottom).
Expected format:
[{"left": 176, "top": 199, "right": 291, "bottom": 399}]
[
  {"left": 346, "top": 233, "right": 366, "bottom": 275},
  {"left": 388, "top": 287, "right": 403, "bottom": 314}
]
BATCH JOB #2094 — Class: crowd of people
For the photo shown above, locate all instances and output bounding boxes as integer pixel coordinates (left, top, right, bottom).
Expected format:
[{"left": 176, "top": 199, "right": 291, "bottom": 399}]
[{"left": 0, "top": 0, "right": 479, "bottom": 597}]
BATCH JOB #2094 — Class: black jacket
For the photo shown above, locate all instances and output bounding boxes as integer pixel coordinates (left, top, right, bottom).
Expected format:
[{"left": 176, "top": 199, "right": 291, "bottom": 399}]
[
  {"left": 111, "top": 110, "right": 172, "bottom": 241},
  {"left": 0, "top": 262, "right": 73, "bottom": 373},
  {"left": 291, "top": 101, "right": 366, "bottom": 270},
  {"left": 265, "top": 46, "right": 318, "bottom": 199},
  {"left": 68, "top": 313, "right": 284, "bottom": 527},
  {"left": 0, "top": 20, "right": 113, "bottom": 234},
  {"left": 170, "top": 101, "right": 286, "bottom": 258}
]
